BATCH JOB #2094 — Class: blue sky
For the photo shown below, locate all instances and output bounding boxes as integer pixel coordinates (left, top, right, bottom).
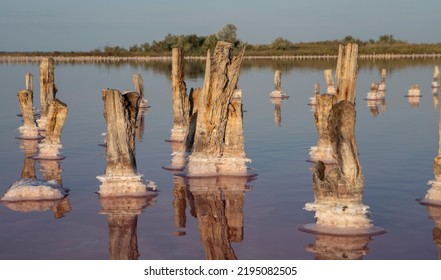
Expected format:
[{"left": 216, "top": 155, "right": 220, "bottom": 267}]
[{"left": 0, "top": 0, "right": 439, "bottom": 52}]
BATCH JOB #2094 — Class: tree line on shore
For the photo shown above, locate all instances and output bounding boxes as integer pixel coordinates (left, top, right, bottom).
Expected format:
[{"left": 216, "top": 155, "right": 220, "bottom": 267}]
[{"left": 3, "top": 24, "right": 441, "bottom": 57}]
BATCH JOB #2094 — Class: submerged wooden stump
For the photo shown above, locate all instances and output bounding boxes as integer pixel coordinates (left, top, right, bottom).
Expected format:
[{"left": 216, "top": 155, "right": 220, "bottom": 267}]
[
  {"left": 17, "top": 89, "right": 41, "bottom": 139},
  {"left": 305, "top": 101, "right": 373, "bottom": 231},
  {"left": 98, "top": 89, "right": 157, "bottom": 197},
  {"left": 270, "top": 70, "right": 287, "bottom": 98},
  {"left": 37, "top": 57, "right": 57, "bottom": 130},
  {"left": 34, "top": 99, "right": 68, "bottom": 160},
  {"left": 132, "top": 74, "right": 148, "bottom": 108},
  {"left": 187, "top": 41, "right": 248, "bottom": 176},
  {"left": 324, "top": 69, "right": 336, "bottom": 94},
  {"left": 309, "top": 94, "right": 337, "bottom": 164}
]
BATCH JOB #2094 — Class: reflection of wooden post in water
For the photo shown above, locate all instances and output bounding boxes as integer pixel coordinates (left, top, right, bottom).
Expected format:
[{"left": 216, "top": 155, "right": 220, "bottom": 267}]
[
  {"left": 188, "top": 176, "right": 249, "bottom": 259},
  {"left": 188, "top": 42, "right": 247, "bottom": 176},
  {"left": 100, "top": 196, "right": 156, "bottom": 260},
  {"left": 324, "top": 69, "right": 335, "bottom": 94},
  {"left": 424, "top": 206, "right": 441, "bottom": 259},
  {"left": 135, "top": 107, "right": 147, "bottom": 141},
  {"left": 34, "top": 99, "right": 68, "bottom": 160},
  {"left": 170, "top": 48, "right": 190, "bottom": 143},
  {"left": 273, "top": 99, "right": 282, "bottom": 127},
  {"left": 306, "top": 235, "right": 371, "bottom": 260},
  {"left": 37, "top": 58, "right": 57, "bottom": 130},
  {"left": 17, "top": 90, "right": 41, "bottom": 139},
  {"left": 335, "top": 44, "right": 358, "bottom": 103},
  {"left": 309, "top": 94, "right": 336, "bottom": 164},
  {"left": 173, "top": 176, "right": 187, "bottom": 236}
]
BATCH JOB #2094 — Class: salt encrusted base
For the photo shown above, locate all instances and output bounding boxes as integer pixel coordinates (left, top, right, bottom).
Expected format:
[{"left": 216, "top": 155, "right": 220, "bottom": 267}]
[
  {"left": 162, "top": 151, "right": 187, "bottom": 171},
  {"left": 309, "top": 146, "right": 336, "bottom": 164},
  {"left": 139, "top": 98, "right": 149, "bottom": 108},
  {"left": 407, "top": 89, "right": 422, "bottom": 97},
  {"left": 169, "top": 127, "right": 187, "bottom": 143},
  {"left": 17, "top": 126, "right": 43, "bottom": 140},
  {"left": 308, "top": 96, "right": 317, "bottom": 105},
  {"left": 432, "top": 81, "right": 440, "bottom": 89},
  {"left": 1, "top": 178, "right": 66, "bottom": 202},
  {"left": 304, "top": 202, "right": 372, "bottom": 229},
  {"left": 422, "top": 180, "right": 441, "bottom": 205},
  {"left": 366, "top": 91, "right": 385, "bottom": 100},
  {"left": 378, "top": 83, "right": 386, "bottom": 92},
  {"left": 186, "top": 155, "right": 251, "bottom": 177},
  {"left": 97, "top": 174, "right": 157, "bottom": 197},
  {"left": 33, "top": 143, "right": 64, "bottom": 160},
  {"left": 269, "top": 90, "right": 288, "bottom": 98},
  {"left": 36, "top": 117, "right": 47, "bottom": 131}
]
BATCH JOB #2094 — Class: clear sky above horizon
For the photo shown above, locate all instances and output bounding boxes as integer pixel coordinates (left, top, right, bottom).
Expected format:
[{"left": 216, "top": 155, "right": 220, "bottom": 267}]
[{"left": 1, "top": 0, "right": 439, "bottom": 52}]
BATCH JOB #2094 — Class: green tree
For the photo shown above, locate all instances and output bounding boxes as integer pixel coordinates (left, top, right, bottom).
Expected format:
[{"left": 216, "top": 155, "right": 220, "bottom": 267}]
[
  {"left": 271, "top": 37, "right": 292, "bottom": 50},
  {"left": 216, "top": 24, "right": 237, "bottom": 43}
]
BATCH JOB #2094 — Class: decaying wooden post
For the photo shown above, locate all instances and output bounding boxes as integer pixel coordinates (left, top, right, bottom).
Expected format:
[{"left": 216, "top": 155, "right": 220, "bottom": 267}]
[
  {"left": 304, "top": 101, "right": 382, "bottom": 233},
  {"left": 17, "top": 90, "right": 41, "bottom": 139},
  {"left": 335, "top": 43, "right": 358, "bottom": 103},
  {"left": 33, "top": 99, "right": 68, "bottom": 160},
  {"left": 379, "top": 68, "right": 387, "bottom": 91},
  {"left": 25, "top": 73, "right": 33, "bottom": 91},
  {"left": 324, "top": 69, "right": 336, "bottom": 94},
  {"left": 170, "top": 48, "right": 191, "bottom": 142},
  {"left": 270, "top": 70, "right": 287, "bottom": 98},
  {"left": 132, "top": 74, "right": 148, "bottom": 108},
  {"left": 98, "top": 89, "right": 157, "bottom": 197},
  {"left": 433, "top": 66, "right": 440, "bottom": 89},
  {"left": 37, "top": 57, "right": 57, "bottom": 129},
  {"left": 187, "top": 41, "right": 248, "bottom": 176},
  {"left": 309, "top": 94, "right": 337, "bottom": 164},
  {"left": 99, "top": 196, "right": 156, "bottom": 260}
]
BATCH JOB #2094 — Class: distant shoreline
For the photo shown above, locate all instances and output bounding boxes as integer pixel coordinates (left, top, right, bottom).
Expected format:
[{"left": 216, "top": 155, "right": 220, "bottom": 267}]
[{"left": 1, "top": 53, "right": 441, "bottom": 63}]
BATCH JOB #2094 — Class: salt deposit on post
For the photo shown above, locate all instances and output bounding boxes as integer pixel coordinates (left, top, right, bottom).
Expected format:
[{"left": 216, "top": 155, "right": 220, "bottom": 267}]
[
  {"left": 33, "top": 99, "right": 68, "bottom": 160},
  {"left": 269, "top": 70, "right": 288, "bottom": 98},
  {"left": 97, "top": 89, "right": 157, "bottom": 197},
  {"left": 187, "top": 41, "right": 251, "bottom": 177}
]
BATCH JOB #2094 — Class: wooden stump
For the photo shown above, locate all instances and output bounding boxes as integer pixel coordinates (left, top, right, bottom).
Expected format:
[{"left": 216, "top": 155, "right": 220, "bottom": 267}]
[
  {"left": 270, "top": 70, "right": 287, "bottom": 98},
  {"left": 170, "top": 48, "right": 190, "bottom": 142},
  {"left": 324, "top": 69, "right": 336, "bottom": 94},
  {"left": 132, "top": 74, "right": 148, "bottom": 108},
  {"left": 34, "top": 99, "right": 68, "bottom": 159},
  {"left": 17, "top": 89, "right": 40, "bottom": 139},
  {"left": 38, "top": 57, "right": 57, "bottom": 130},
  {"left": 309, "top": 94, "right": 337, "bottom": 164},
  {"left": 25, "top": 73, "right": 33, "bottom": 91},
  {"left": 188, "top": 41, "right": 246, "bottom": 176},
  {"left": 335, "top": 44, "right": 359, "bottom": 103}
]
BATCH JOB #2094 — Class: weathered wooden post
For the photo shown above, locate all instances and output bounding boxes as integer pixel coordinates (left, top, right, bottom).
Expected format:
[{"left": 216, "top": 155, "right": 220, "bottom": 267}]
[
  {"left": 132, "top": 74, "right": 148, "bottom": 108},
  {"left": 303, "top": 101, "right": 384, "bottom": 235},
  {"left": 97, "top": 89, "right": 157, "bottom": 197},
  {"left": 379, "top": 68, "right": 387, "bottom": 91},
  {"left": 99, "top": 196, "right": 156, "bottom": 259},
  {"left": 33, "top": 99, "right": 68, "bottom": 160},
  {"left": 309, "top": 94, "right": 337, "bottom": 164},
  {"left": 335, "top": 44, "right": 358, "bottom": 103},
  {"left": 170, "top": 48, "right": 190, "bottom": 143},
  {"left": 433, "top": 66, "right": 440, "bottom": 89},
  {"left": 187, "top": 41, "right": 248, "bottom": 176},
  {"left": 37, "top": 57, "right": 57, "bottom": 129},
  {"left": 17, "top": 89, "right": 41, "bottom": 139},
  {"left": 324, "top": 69, "right": 336, "bottom": 94},
  {"left": 25, "top": 73, "right": 33, "bottom": 91},
  {"left": 270, "top": 70, "right": 288, "bottom": 98}
]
